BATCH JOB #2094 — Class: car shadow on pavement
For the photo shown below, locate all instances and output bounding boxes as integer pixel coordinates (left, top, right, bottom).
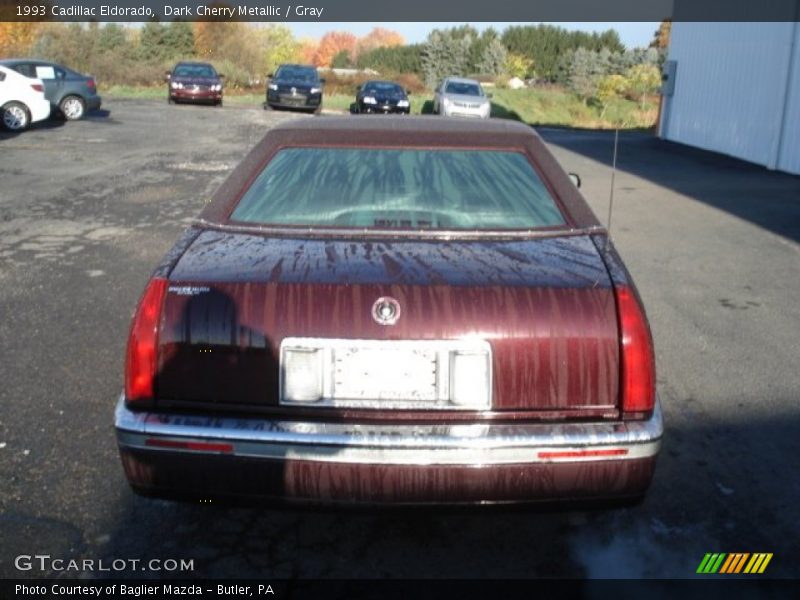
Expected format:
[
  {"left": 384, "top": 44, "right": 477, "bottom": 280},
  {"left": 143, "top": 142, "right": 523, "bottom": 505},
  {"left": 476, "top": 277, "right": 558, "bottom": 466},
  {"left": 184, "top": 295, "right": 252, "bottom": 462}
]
[
  {"left": 0, "top": 118, "right": 65, "bottom": 140},
  {"left": 538, "top": 128, "right": 800, "bottom": 245},
  {"left": 85, "top": 108, "right": 112, "bottom": 120}
]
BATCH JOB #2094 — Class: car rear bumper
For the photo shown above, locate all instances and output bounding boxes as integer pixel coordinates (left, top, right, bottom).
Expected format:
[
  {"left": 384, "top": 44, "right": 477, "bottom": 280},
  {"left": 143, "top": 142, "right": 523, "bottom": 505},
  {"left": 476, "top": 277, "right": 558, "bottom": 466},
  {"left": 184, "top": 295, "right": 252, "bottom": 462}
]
[
  {"left": 115, "top": 395, "right": 662, "bottom": 504},
  {"left": 86, "top": 95, "right": 102, "bottom": 111},
  {"left": 29, "top": 97, "right": 51, "bottom": 123}
]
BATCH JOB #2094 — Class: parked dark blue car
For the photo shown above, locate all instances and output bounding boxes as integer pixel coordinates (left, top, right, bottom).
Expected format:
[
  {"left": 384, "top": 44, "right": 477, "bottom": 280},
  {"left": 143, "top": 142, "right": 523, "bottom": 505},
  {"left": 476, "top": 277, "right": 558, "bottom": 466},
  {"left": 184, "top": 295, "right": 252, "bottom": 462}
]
[{"left": 0, "top": 59, "right": 102, "bottom": 121}]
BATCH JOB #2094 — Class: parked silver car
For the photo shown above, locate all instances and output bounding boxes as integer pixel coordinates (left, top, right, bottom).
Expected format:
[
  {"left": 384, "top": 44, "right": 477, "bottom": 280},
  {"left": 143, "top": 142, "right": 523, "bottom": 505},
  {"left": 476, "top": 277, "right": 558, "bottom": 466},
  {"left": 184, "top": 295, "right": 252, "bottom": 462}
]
[{"left": 433, "top": 77, "right": 491, "bottom": 119}]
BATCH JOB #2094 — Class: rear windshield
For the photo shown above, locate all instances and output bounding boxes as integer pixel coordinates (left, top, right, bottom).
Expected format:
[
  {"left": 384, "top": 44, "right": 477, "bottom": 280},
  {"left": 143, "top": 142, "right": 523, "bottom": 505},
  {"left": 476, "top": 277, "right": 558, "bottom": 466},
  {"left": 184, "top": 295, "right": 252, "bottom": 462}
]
[{"left": 230, "top": 148, "right": 565, "bottom": 230}]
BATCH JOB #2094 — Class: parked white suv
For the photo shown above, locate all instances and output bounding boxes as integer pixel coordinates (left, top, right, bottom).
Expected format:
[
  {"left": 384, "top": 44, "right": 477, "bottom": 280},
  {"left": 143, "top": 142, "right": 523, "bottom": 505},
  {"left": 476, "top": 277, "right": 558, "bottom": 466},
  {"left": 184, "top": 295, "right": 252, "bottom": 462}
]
[
  {"left": 433, "top": 77, "right": 492, "bottom": 119},
  {"left": 0, "top": 65, "right": 51, "bottom": 131}
]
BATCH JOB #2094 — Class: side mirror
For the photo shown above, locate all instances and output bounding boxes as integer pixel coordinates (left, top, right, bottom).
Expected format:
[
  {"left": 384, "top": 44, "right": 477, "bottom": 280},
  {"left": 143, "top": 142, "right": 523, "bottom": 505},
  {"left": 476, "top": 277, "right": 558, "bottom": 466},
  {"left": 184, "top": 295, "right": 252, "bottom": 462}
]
[
  {"left": 486, "top": 92, "right": 494, "bottom": 99},
  {"left": 267, "top": 73, "right": 273, "bottom": 79},
  {"left": 164, "top": 72, "right": 171, "bottom": 82},
  {"left": 218, "top": 74, "right": 225, "bottom": 79},
  {"left": 319, "top": 77, "right": 326, "bottom": 84},
  {"left": 406, "top": 89, "right": 412, "bottom": 95},
  {"left": 568, "top": 172, "right": 581, "bottom": 188}
]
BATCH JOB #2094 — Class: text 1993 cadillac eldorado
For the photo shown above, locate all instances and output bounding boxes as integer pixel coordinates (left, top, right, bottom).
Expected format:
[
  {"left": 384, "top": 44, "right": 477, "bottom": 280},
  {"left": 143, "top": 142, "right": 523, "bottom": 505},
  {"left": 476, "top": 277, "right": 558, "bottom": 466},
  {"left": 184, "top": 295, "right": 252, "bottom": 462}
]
[{"left": 115, "top": 117, "right": 661, "bottom": 505}]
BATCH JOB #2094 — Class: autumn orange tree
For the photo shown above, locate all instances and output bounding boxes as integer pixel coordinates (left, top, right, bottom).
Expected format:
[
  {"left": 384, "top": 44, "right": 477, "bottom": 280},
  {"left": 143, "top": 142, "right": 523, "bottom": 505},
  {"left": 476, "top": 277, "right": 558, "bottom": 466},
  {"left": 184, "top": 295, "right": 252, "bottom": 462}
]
[
  {"left": 0, "top": 0, "right": 45, "bottom": 56},
  {"left": 312, "top": 31, "right": 356, "bottom": 67},
  {"left": 355, "top": 27, "right": 404, "bottom": 57}
]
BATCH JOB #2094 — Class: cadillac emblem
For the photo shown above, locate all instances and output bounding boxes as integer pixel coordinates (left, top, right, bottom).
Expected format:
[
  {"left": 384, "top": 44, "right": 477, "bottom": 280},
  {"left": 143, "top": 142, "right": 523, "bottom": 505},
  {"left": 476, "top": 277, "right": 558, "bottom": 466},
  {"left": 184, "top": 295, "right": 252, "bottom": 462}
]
[{"left": 372, "top": 297, "right": 401, "bottom": 325}]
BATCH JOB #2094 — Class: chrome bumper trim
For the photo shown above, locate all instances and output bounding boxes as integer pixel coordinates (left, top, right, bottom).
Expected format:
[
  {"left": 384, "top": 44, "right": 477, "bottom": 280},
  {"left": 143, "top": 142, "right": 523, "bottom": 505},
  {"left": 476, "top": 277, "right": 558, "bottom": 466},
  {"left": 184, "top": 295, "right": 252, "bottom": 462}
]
[{"left": 115, "top": 395, "right": 662, "bottom": 466}]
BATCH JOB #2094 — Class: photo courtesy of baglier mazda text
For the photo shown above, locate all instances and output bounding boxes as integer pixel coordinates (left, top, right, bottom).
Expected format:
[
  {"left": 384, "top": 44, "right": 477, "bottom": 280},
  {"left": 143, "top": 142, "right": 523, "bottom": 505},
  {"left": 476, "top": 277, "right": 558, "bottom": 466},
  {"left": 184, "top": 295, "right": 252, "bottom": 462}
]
[{"left": 2, "top": 0, "right": 799, "bottom": 590}]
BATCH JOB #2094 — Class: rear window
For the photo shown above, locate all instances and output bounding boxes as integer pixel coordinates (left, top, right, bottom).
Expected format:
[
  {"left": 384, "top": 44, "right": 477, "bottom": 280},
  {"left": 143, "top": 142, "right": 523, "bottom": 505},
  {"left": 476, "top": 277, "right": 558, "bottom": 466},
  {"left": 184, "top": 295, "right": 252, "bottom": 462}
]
[{"left": 230, "top": 148, "right": 565, "bottom": 230}]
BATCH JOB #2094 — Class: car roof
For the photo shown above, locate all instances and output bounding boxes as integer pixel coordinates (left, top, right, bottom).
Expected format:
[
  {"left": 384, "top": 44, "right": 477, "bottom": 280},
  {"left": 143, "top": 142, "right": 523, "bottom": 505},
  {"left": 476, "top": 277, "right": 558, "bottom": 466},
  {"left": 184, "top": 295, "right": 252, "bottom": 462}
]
[
  {"left": 363, "top": 80, "right": 403, "bottom": 86},
  {"left": 272, "top": 116, "right": 528, "bottom": 136},
  {"left": 0, "top": 59, "right": 57, "bottom": 67},
  {"left": 198, "top": 117, "right": 601, "bottom": 231}
]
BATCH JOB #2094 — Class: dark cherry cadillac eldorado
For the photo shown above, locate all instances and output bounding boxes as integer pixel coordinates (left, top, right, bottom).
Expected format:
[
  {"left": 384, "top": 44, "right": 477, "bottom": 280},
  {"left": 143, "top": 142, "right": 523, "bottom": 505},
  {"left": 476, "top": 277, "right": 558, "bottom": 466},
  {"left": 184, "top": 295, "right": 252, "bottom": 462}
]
[{"left": 116, "top": 117, "right": 662, "bottom": 505}]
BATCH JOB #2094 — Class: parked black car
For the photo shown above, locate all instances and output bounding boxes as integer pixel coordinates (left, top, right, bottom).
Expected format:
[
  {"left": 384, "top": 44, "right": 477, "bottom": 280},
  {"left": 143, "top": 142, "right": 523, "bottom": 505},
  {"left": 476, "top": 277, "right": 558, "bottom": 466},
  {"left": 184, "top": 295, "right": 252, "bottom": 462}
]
[
  {"left": 265, "top": 64, "right": 323, "bottom": 113},
  {"left": 351, "top": 80, "right": 411, "bottom": 115},
  {"left": 166, "top": 62, "right": 224, "bottom": 106},
  {"left": 0, "top": 59, "right": 101, "bottom": 121}
]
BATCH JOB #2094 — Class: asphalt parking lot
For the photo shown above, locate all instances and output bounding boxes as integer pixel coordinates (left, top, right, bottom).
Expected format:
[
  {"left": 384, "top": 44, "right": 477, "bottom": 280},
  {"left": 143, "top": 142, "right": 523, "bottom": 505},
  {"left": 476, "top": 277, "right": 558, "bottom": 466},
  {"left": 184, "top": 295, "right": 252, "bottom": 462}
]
[{"left": 1, "top": 99, "right": 799, "bottom": 579}]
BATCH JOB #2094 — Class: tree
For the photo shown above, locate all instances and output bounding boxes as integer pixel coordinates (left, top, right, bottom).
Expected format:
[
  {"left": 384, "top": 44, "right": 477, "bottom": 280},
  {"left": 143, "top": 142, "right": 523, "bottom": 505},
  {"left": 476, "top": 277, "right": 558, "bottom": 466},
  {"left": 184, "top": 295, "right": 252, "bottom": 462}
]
[
  {"left": 0, "top": 0, "right": 45, "bottom": 56},
  {"left": 138, "top": 22, "right": 170, "bottom": 61},
  {"left": 356, "top": 27, "right": 404, "bottom": 57},
  {"left": 298, "top": 38, "right": 317, "bottom": 65},
  {"left": 477, "top": 38, "right": 507, "bottom": 76},
  {"left": 357, "top": 44, "right": 424, "bottom": 75},
  {"left": 596, "top": 73, "right": 628, "bottom": 118},
  {"left": 331, "top": 49, "right": 353, "bottom": 68},
  {"left": 650, "top": 20, "right": 672, "bottom": 49},
  {"left": 625, "top": 63, "right": 661, "bottom": 109},
  {"left": 501, "top": 24, "right": 624, "bottom": 82},
  {"left": 421, "top": 28, "right": 474, "bottom": 88},
  {"left": 30, "top": 23, "right": 88, "bottom": 70},
  {"left": 95, "top": 23, "right": 128, "bottom": 55},
  {"left": 258, "top": 25, "right": 301, "bottom": 74},
  {"left": 0, "top": 22, "right": 41, "bottom": 56},
  {"left": 163, "top": 21, "right": 194, "bottom": 59},
  {"left": 313, "top": 31, "right": 357, "bottom": 67},
  {"left": 504, "top": 53, "right": 534, "bottom": 79},
  {"left": 568, "top": 47, "right": 612, "bottom": 103}
]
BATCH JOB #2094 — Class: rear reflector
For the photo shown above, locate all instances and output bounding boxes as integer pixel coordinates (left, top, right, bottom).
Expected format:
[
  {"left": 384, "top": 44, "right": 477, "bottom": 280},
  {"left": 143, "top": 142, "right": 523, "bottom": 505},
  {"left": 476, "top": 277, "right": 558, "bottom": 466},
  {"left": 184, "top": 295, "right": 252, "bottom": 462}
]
[
  {"left": 30, "top": 83, "right": 44, "bottom": 92},
  {"left": 538, "top": 448, "right": 628, "bottom": 460},
  {"left": 145, "top": 438, "right": 234, "bottom": 454},
  {"left": 125, "top": 277, "right": 168, "bottom": 404},
  {"left": 615, "top": 285, "right": 656, "bottom": 417}
]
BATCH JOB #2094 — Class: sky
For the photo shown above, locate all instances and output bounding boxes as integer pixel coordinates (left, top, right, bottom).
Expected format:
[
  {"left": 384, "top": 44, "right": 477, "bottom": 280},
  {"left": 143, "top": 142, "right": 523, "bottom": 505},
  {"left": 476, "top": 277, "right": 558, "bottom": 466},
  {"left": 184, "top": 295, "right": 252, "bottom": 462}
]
[{"left": 282, "top": 22, "right": 660, "bottom": 49}]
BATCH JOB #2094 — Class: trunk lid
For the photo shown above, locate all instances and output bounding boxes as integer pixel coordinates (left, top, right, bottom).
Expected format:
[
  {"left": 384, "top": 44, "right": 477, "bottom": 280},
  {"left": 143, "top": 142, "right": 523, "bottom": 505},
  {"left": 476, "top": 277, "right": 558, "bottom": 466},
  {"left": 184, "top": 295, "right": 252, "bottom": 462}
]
[{"left": 156, "top": 230, "right": 619, "bottom": 416}]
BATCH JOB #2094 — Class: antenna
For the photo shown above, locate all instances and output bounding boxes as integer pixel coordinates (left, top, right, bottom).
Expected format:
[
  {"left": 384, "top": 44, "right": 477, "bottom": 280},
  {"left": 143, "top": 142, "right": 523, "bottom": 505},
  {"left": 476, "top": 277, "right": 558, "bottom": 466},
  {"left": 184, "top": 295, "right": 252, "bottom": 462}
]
[{"left": 606, "top": 127, "right": 619, "bottom": 237}]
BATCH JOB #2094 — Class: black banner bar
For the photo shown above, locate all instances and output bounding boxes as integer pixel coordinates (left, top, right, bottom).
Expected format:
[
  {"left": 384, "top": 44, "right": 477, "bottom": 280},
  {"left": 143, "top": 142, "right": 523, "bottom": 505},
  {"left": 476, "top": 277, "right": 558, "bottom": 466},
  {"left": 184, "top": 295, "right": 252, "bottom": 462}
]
[
  {"left": 2, "top": 0, "right": 800, "bottom": 23},
  {"left": 2, "top": 579, "right": 800, "bottom": 600}
]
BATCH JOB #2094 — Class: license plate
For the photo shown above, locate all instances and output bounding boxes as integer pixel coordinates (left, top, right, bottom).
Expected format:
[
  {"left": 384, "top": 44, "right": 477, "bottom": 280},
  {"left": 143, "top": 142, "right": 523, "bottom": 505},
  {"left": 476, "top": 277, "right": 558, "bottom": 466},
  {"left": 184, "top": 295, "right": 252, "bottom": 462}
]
[{"left": 333, "top": 347, "right": 437, "bottom": 401}]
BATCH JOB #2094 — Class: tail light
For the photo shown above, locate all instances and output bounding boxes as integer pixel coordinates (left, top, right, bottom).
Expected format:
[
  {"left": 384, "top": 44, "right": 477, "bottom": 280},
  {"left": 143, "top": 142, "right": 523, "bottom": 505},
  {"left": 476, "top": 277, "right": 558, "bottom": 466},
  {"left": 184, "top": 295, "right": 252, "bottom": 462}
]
[
  {"left": 30, "top": 83, "right": 44, "bottom": 92},
  {"left": 87, "top": 78, "right": 96, "bottom": 90},
  {"left": 615, "top": 285, "right": 656, "bottom": 418},
  {"left": 125, "top": 277, "right": 168, "bottom": 405}
]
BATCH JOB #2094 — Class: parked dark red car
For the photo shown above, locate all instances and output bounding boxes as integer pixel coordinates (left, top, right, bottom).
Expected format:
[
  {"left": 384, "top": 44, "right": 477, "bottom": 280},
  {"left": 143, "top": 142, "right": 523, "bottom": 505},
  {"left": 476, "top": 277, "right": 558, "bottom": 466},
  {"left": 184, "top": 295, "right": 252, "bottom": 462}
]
[
  {"left": 116, "top": 117, "right": 662, "bottom": 505},
  {"left": 166, "top": 62, "right": 223, "bottom": 106}
]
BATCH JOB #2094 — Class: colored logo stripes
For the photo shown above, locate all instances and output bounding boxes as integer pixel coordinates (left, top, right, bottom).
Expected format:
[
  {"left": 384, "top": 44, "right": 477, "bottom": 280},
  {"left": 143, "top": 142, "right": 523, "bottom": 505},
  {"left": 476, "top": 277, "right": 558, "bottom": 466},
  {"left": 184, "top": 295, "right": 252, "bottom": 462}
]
[{"left": 696, "top": 553, "right": 773, "bottom": 574}]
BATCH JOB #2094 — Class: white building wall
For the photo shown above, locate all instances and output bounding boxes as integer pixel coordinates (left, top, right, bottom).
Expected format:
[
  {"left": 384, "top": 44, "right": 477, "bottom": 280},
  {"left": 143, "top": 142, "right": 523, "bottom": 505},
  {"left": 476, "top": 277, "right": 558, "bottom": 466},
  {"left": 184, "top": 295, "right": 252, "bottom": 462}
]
[
  {"left": 660, "top": 22, "right": 800, "bottom": 175},
  {"left": 777, "top": 22, "right": 800, "bottom": 173}
]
